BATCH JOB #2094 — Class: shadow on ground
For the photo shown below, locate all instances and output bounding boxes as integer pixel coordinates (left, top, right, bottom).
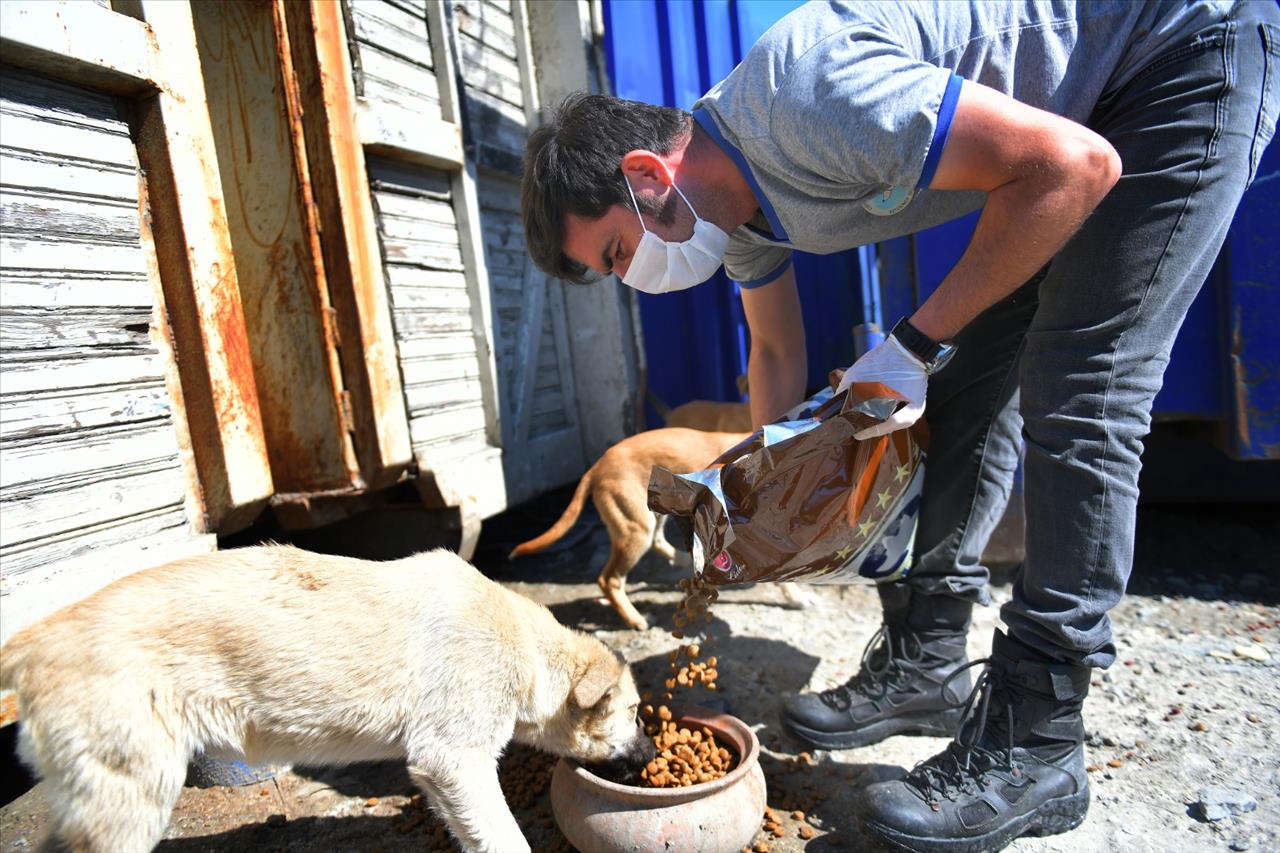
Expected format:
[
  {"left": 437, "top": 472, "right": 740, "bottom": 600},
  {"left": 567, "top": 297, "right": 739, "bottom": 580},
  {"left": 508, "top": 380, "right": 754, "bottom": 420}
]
[
  {"left": 155, "top": 815, "right": 405, "bottom": 853},
  {"left": 289, "top": 761, "right": 415, "bottom": 799},
  {"left": 987, "top": 503, "right": 1280, "bottom": 606}
]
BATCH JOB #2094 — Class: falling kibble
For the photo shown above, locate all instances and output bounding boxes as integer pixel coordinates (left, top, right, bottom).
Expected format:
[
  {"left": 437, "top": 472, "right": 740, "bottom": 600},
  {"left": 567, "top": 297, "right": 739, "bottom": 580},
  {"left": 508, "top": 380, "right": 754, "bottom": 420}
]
[
  {"left": 634, "top": 574, "right": 739, "bottom": 789},
  {"left": 661, "top": 576, "right": 722, "bottom": 699}
]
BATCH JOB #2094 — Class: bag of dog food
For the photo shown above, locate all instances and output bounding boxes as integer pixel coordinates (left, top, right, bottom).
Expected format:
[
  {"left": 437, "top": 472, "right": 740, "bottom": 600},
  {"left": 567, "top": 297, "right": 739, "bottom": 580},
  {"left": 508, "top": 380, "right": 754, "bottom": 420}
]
[{"left": 647, "top": 378, "right": 926, "bottom": 586}]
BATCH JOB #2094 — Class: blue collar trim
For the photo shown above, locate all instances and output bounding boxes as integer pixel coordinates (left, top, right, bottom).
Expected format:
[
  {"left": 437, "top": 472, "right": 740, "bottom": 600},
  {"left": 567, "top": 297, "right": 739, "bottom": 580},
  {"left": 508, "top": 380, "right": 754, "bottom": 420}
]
[{"left": 692, "top": 108, "right": 789, "bottom": 241}]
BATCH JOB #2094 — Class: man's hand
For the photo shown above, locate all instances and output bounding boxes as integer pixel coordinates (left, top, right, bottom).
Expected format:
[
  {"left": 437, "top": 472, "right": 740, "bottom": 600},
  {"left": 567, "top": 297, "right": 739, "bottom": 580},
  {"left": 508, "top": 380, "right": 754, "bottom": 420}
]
[
  {"left": 837, "top": 335, "right": 928, "bottom": 439},
  {"left": 740, "top": 265, "right": 807, "bottom": 428}
]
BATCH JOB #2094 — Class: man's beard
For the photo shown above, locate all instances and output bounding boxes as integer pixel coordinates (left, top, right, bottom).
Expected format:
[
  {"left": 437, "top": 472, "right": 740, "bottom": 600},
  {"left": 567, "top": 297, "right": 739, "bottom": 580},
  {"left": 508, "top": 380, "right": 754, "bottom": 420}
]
[{"left": 637, "top": 187, "right": 680, "bottom": 227}]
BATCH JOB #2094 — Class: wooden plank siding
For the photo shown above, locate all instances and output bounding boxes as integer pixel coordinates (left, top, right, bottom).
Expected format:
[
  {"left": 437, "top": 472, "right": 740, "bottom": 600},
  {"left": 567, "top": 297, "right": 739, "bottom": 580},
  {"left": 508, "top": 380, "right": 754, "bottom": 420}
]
[
  {"left": 347, "top": 0, "right": 442, "bottom": 122},
  {"left": 0, "top": 0, "right": 162, "bottom": 97},
  {"left": 454, "top": 0, "right": 527, "bottom": 173},
  {"left": 476, "top": 176, "right": 575, "bottom": 440},
  {"left": 366, "top": 155, "right": 490, "bottom": 456},
  {"left": 0, "top": 66, "right": 206, "bottom": 626},
  {"left": 454, "top": 0, "right": 586, "bottom": 504}
]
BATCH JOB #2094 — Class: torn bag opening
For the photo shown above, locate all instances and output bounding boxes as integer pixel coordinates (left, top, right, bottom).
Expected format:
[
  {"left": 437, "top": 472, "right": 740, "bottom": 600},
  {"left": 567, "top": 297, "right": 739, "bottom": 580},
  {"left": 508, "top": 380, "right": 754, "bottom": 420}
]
[{"left": 648, "top": 381, "right": 928, "bottom": 586}]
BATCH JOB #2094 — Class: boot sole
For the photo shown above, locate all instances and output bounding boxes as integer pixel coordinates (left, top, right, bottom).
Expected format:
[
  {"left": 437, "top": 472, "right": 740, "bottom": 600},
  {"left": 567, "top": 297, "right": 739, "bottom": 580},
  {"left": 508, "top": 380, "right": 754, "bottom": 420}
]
[
  {"left": 866, "top": 787, "right": 1090, "bottom": 853},
  {"left": 783, "top": 707, "right": 965, "bottom": 750}
]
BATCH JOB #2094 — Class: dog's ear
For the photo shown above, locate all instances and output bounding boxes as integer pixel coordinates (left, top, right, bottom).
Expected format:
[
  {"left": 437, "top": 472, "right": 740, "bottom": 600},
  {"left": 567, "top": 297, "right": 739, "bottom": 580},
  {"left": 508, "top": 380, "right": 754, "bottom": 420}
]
[{"left": 572, "top": 656, "right": 620, "bottom": 709}]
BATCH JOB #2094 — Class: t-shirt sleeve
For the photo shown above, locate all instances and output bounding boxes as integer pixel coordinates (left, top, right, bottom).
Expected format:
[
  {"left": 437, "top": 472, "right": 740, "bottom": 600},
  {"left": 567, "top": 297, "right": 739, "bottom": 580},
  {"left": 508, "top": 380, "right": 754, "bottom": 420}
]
[
  {"left": 722, "top": 235, "right": 794, "bottom": 290},
  {"left": 770, "top": 29, "right": 963, "bottom": 191}
]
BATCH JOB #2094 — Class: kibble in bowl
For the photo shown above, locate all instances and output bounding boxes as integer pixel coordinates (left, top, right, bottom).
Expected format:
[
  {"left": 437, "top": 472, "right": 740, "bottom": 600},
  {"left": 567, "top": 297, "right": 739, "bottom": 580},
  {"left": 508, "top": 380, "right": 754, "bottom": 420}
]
[
  {"left": 637, "top": 705, "right": 736, "bottom": 788},
  {"left": 550, "top": 706, "right": 767, "bottom": 853}
]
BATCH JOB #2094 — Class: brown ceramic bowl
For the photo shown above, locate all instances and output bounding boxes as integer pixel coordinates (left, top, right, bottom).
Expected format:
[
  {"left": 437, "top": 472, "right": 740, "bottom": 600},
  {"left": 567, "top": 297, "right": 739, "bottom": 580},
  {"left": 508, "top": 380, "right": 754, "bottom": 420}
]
[{"left": 550, "top": 705, "right": 767, "bottom": 853}]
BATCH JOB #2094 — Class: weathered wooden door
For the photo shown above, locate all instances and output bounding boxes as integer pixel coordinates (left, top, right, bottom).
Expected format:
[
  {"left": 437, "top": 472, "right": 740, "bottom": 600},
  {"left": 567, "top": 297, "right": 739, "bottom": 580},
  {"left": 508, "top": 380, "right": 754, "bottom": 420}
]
[
  {"left": 342, "top": 0, "right": 593, "bottom": 513},
  {"left": 0, "top": 0, "right": 276, "bottom": 642},
  {"left": 188, "top": 0, "right": 417, "bottom": 504},
  {"left": 453, "top": 0, "right": 588, "bottom": 506}
]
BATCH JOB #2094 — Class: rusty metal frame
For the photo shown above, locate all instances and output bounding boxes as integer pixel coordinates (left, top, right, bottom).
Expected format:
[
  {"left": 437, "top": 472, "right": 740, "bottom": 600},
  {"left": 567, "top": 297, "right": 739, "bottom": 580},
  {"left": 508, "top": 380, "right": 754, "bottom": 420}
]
[
  {"left": 129, "top": 0, "right": 275, "bottom": 532},
  {"left": 281, "top": 0, "right": 414, "bottom": 491}
]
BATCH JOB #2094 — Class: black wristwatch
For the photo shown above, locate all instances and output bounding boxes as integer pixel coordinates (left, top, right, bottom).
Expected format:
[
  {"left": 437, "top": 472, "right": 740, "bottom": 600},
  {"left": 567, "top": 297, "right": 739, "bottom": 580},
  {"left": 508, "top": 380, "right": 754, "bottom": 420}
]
[{"left": 889, "top": 317, "right": 956, "bottom": 374}]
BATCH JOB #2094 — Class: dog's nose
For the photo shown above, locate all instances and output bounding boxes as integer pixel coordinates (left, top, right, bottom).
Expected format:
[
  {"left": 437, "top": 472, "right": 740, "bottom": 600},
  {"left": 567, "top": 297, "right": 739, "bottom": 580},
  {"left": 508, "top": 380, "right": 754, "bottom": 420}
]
[{"left": 630, "top": 732, "right": 656, "bottom": 766}]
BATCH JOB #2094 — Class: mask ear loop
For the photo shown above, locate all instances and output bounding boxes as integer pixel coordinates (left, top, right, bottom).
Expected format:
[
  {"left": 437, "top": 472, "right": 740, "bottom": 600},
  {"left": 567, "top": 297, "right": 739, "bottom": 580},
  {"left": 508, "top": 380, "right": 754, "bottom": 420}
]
[
  {"left": 622, "top": 176, "right": 650, "bottom": 234},
  {"left": 669, "top": 182, "right": 701, "bottom": 221},
  {"left": 624, "top": 172, "right": 701, "bottom": 229}
]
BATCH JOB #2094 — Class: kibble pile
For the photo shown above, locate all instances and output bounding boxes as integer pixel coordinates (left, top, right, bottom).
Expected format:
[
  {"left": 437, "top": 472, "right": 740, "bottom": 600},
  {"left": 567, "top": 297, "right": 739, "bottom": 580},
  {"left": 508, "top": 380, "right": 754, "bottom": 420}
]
[
  {"left": 638, "top": 704, "right": 737, "bottom": 787},
  {"left": 498, "top": 744, "right": 558, "bottom": 809}
]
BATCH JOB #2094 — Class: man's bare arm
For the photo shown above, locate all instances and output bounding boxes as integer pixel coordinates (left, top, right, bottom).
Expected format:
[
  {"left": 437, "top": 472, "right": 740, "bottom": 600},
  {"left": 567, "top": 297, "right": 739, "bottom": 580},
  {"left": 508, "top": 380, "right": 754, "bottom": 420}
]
[
  {"left": 910, "top": 81, "right": 1122, "bottom": 342},
  {"left": 740, "top": 265, "right": 807, "bottom": 429}
]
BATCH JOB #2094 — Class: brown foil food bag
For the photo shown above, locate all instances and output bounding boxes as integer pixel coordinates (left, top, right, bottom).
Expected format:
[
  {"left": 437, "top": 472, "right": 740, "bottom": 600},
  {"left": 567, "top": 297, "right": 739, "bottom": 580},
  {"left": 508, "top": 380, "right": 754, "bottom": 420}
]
[{"left": 648, "top": 380, "right": 927, "bottom": 586}]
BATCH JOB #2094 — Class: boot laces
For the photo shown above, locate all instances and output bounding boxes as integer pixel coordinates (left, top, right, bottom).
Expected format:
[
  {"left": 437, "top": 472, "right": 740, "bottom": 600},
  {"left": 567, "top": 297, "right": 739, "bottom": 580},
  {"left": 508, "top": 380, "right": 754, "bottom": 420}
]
[
  {"left": 818, "top": 623, "right": 925, "bottom": 711},
  {"left": 905, "top": 658, "right": 1018, "bottom": 806}
]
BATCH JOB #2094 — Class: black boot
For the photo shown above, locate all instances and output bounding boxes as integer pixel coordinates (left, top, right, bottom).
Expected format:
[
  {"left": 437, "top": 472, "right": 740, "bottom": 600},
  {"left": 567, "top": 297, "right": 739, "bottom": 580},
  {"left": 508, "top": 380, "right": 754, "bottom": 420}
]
[
  {"left": 857, "top": 630, "right": 1092, "bottom": 853},
  {"left": 782, "top": 583, "right": 973, "bottom": 749}
]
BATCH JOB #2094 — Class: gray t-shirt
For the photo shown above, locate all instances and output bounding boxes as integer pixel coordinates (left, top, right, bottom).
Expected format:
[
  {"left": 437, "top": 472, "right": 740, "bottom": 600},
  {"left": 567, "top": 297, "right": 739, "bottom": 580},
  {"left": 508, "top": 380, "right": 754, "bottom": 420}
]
[{"left": 694, "top": 0, "right": 1238, "bottom": 287}]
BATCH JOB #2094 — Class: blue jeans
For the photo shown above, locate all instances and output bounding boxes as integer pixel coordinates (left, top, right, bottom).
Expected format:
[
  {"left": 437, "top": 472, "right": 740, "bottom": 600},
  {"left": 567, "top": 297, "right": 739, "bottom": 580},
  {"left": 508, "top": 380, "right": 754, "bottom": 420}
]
[{"left": 909, "top": 5, "right": 1280, "bottom": 668}]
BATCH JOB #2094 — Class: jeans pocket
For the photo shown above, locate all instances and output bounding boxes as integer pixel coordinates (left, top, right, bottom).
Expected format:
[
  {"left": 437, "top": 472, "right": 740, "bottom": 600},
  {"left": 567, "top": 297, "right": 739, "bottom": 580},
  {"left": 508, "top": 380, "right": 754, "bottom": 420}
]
[{"left": 1249, "top": 23, "right": 1280, "bottom": 185}]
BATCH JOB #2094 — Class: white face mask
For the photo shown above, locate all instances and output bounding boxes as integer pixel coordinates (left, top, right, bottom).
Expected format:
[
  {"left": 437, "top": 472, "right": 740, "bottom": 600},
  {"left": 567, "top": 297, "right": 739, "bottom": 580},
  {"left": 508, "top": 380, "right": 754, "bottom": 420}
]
[{"left": 620, "top": 177, "right": 731, "bottom": 294}]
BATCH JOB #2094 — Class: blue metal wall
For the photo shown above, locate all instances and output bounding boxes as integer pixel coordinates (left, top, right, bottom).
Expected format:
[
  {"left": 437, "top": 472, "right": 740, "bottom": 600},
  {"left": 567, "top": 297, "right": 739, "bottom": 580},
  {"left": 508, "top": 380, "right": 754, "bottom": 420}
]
[
  {"left": 603, "top": 0, "right": 859, "bottom": 424},
  {"left": 1217, "top": 140, "right": 1280, "bottom": 459}
]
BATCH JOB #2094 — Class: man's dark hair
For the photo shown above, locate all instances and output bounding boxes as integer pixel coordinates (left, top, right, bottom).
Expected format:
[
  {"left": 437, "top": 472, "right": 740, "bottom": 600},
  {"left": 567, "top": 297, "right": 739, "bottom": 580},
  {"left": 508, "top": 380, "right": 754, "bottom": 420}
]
[{"left": 522, "top": 93, "right": 691, "bottom": 284}]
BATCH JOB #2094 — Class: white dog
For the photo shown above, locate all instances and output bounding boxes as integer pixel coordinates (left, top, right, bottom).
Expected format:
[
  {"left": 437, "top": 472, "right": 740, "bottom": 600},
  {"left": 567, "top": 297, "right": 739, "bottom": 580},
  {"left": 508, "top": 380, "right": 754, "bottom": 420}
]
[{"left": 0, "top": 545, "right": 653, "bottom": 852}]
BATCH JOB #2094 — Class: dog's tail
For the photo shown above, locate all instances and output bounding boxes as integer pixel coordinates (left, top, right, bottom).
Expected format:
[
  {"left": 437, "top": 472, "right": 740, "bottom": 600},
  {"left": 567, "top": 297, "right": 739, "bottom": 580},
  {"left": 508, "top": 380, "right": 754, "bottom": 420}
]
[
  {"left": 509, "top": 466, "right": 594, "bottom": 559},
  {"left": 645, "top": 389, "right": 673, "bottom": 423}
]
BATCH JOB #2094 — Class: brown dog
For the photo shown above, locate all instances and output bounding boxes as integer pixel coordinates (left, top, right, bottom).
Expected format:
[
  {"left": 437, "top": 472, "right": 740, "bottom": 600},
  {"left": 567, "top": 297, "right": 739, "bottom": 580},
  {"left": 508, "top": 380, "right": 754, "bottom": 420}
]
[
  {"left": 650, "top": 375, "right": 754, "bottom": 434},
  {"left": 510, "top": 428, "right": 749, "bottom": 629},
  {"left": 665, "top": 399, "right": 753, "bottom": 433}
]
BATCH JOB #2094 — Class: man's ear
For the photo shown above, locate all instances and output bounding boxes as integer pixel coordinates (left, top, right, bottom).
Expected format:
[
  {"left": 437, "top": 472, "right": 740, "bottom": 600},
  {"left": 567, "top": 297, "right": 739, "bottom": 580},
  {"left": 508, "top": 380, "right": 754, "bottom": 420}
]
[
  {"left": 572, "top": 657, "right": 620, "bottom": 709},
  {"left": 621, "top": 150, "right": 674, "bottom": 192}
]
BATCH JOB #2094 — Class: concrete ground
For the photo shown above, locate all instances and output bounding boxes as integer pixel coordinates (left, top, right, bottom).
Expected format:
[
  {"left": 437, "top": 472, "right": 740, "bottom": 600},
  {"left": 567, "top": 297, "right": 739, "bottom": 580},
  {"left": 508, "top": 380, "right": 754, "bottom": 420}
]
[{"left": 1, "top": 494, "right": 1276, "bottom": 853}]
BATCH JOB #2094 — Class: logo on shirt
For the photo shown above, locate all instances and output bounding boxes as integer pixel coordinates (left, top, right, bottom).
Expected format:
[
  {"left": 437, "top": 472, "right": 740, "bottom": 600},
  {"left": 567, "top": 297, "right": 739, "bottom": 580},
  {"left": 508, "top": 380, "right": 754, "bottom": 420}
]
[{"left": 864, "top": 186, "right": 914, "bottom": 217}]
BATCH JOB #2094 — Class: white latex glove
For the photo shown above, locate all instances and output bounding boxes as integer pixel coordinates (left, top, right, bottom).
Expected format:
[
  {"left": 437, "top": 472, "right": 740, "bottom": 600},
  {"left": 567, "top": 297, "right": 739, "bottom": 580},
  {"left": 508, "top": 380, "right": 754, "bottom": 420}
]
[{"left": 836, "top": 334, "right": 929, "bottom": 440}]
